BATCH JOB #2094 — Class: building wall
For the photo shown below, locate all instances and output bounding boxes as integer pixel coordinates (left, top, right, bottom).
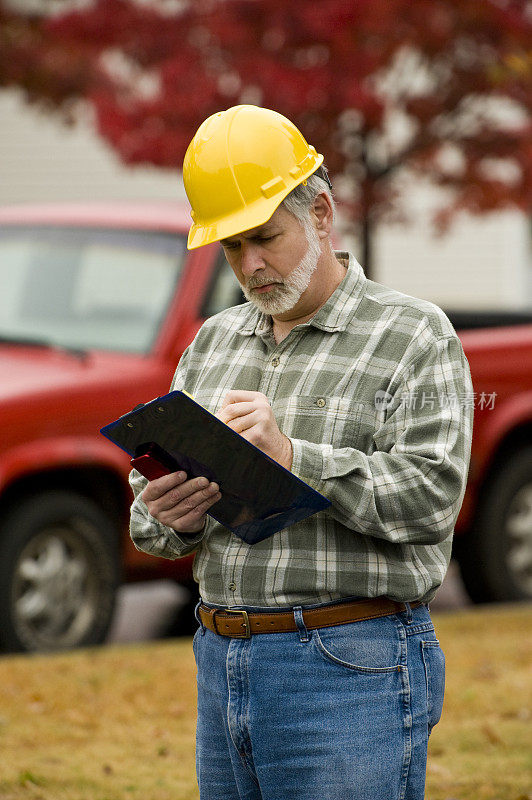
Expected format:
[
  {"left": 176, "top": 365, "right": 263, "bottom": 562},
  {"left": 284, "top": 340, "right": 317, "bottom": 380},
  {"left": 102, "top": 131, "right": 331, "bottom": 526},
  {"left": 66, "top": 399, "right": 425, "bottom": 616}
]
[
  {"left": 0, "top": 89, "right": 183, "bottom": 204},
  {"left": 375, "top": 187, "right": 530, "bottom": 309},
  {"left": 1, "top": 88, "right": 530, "bottom": 309}
]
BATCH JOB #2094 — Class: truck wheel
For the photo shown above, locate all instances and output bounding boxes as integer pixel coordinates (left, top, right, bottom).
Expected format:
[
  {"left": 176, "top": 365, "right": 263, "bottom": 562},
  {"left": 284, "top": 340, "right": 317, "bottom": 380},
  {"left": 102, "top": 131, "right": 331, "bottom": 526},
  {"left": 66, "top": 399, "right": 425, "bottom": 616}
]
[
  {"left": 456, "top": 447, "right": 532, "bottom": 602},
  {"left": 0, "top": 492, "right": 120, "bottom": 653},
  {"left": 163, "top": 582, "right": 200, "bottom": 638}
]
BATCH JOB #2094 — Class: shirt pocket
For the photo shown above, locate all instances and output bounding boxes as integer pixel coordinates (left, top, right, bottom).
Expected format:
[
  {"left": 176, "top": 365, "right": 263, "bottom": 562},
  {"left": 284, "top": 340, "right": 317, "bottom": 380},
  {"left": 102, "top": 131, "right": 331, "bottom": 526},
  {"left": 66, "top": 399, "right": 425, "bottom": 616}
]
[{"left": 280, "top": 395, "right": 377, "bottom": 453}]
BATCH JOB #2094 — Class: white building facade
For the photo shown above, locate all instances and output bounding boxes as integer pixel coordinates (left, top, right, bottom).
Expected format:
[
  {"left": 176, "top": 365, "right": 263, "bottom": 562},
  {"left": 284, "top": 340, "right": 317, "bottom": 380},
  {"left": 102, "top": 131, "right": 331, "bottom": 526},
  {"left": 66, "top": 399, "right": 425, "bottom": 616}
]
[{"left": 1, "top": 88, "right": 530, "bottom": 310}]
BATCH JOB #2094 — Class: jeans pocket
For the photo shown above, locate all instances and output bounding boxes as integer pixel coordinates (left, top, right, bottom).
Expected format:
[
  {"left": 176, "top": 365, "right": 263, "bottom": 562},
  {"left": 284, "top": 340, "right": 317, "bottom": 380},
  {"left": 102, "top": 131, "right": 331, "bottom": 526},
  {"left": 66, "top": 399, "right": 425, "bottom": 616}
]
[
  {"left": 313, "top": 618, "right": 403, "bottom": 673},
  {"left": 421, "top": 639, "right": 445, "bottom": 734}
]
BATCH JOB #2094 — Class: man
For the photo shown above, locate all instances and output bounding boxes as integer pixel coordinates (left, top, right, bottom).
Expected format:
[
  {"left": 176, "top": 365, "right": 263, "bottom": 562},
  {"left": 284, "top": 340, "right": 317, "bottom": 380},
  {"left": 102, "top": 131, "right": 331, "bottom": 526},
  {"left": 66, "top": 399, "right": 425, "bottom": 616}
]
[{"left": 129, "top": 105, "right": 474, "bottom": 800}]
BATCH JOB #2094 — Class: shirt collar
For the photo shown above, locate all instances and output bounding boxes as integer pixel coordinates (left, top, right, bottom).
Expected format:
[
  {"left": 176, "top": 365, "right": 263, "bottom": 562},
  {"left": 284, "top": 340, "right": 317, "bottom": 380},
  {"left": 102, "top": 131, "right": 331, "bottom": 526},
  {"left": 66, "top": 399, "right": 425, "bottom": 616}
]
[{"left": 235, "top": 251, "right": 366, "bottom": 337}]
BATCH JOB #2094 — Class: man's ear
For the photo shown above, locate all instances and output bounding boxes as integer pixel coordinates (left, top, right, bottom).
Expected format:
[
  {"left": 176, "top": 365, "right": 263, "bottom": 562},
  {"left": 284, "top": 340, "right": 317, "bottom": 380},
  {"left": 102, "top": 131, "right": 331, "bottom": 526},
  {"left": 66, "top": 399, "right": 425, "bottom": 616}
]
[{"left": 311, "top": 192, "right": 334, "bottom": 240}]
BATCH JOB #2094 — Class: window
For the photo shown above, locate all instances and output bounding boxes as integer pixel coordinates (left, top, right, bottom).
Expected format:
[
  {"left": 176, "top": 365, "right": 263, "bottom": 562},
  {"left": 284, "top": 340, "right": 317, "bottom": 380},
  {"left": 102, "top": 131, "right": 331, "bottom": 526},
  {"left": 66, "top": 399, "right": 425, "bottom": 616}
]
[
  {"left": 201, "top": 247, "right": 245, "bottom": 318},
  {"left": 0, "top": 226, "right": 186, "bottom": 354}
]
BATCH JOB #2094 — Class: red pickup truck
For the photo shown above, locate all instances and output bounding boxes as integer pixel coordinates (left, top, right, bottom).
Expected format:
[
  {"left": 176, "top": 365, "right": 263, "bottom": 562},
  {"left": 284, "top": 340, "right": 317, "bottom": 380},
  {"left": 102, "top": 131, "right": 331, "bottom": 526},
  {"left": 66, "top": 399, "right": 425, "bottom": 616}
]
[{"left": 0, "top": 202, "right": 531, "bottom": 653}]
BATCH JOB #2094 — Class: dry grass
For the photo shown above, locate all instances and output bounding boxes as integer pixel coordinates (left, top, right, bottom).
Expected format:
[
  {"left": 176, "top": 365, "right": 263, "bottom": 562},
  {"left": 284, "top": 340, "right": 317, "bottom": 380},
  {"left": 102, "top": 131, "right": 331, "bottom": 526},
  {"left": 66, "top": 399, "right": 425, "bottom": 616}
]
[
  {"left": 0, "top": 604, "right": 530, "bottom": 800},
  {"left": 0, "top": 640, "right": 198, "bottom": 800},
  {"left": 426, "top": 604, "right": 531, "bottom": 800}
]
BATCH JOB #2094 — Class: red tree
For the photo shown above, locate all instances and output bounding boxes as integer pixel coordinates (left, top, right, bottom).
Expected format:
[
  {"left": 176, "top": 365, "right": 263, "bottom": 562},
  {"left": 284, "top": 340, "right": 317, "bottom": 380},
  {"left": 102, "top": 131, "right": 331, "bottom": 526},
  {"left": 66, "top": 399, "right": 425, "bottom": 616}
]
[{"left": 1, "top": 0, "right": 530, "bottom": 275}]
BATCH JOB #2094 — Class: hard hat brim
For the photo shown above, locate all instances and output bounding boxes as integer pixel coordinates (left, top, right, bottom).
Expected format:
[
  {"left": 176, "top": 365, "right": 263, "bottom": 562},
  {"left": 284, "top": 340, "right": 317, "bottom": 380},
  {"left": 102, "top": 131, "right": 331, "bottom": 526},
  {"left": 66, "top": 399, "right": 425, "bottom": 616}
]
[{"left": 186, "top": 154, "right": 324, "bottom": 250}]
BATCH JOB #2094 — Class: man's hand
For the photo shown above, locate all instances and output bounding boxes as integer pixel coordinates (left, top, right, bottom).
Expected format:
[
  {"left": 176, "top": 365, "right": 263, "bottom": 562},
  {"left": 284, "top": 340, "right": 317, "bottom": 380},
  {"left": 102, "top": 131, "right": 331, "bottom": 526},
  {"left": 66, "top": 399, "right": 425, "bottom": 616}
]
[
  {"left": 142, "top": 471, "right": 221, "bottom": 534},
  {"left": 216, "top": 390, "right": 293, "bottom": 470}
]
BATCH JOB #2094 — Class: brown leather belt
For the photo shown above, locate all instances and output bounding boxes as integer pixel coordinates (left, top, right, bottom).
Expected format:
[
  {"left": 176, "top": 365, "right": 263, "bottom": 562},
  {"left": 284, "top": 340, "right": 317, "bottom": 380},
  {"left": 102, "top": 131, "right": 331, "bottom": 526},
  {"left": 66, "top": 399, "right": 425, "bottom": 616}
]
[{"left": 198, "top": 597, "right": 424, "bottom": 639}]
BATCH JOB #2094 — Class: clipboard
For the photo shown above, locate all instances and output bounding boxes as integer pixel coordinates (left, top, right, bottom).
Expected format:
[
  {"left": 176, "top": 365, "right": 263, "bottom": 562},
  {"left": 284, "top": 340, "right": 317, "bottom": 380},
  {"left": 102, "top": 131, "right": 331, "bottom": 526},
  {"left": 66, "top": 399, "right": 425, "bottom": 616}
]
[{"left": 100, "top": 390, "right": 331, "bottom": 544}]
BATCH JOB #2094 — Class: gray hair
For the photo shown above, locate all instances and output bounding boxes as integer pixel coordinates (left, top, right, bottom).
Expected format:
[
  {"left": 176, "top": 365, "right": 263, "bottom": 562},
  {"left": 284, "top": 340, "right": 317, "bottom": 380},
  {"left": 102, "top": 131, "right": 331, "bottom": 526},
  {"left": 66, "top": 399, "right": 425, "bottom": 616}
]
[{"left": 281, "top": 170, "right": 335, "bottom": 229}]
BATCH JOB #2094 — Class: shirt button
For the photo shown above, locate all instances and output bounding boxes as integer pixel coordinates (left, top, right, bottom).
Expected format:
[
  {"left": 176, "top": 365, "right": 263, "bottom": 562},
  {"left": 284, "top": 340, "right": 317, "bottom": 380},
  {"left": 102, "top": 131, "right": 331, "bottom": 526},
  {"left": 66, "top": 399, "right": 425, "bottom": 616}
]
[
  {"left": 228, "top": 582, "right": 237, "bottom": 592},
  {"left": 316, "top": 397, "right": 326, "bottom": 408},
  {"left": 271, "top": 356, "right": 280, "bottom": 367}
]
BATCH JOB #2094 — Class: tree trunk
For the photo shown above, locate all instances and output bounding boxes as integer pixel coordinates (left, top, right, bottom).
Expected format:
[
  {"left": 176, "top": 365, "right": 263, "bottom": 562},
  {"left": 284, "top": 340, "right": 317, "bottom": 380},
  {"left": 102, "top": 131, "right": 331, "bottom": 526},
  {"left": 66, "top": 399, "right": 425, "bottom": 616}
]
[{"left": 360, "top": 211, "right": 373, "bottom": 280}]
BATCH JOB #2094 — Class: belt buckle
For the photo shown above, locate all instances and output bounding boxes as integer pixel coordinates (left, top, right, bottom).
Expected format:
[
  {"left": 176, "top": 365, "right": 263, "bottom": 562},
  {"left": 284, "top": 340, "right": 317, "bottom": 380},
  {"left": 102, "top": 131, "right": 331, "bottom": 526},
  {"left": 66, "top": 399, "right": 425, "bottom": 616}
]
[{"left": 224, "top": 608, "right": 251, "bottom": 639}]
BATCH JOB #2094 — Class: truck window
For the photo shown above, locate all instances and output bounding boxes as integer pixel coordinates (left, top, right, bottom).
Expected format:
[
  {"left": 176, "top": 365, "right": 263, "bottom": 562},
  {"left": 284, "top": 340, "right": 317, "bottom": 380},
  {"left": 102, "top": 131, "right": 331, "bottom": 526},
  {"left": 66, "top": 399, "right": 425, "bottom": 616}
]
[
  {"left": 0, "top": 226, "right": 186, "bottom": 354},
  {"left": 201, "top": 247, "right": 245, "bottom": 318}
]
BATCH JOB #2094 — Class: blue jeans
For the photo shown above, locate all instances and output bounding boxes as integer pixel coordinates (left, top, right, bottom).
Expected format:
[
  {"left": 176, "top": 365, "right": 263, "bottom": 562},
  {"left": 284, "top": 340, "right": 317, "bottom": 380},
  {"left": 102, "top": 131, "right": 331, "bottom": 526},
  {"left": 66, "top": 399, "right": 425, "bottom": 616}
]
[{"left": 193, "top": 602, "right": 445, "bottom": 800}]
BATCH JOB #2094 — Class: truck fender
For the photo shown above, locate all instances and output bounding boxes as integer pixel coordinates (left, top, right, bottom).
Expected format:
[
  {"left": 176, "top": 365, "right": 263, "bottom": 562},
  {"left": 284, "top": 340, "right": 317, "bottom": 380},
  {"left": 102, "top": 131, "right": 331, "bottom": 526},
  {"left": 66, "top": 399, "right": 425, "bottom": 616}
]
[
  {"left": 472, "top": 390, "right": 532, "bottom": 482},
  {"left": 0, "top": 436, "right": 129, "bottom": 491}
]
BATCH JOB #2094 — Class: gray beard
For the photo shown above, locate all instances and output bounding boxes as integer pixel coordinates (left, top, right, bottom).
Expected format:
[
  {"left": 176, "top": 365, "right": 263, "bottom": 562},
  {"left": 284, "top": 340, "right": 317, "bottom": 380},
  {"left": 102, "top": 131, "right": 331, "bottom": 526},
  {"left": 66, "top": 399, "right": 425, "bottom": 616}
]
[{"left": 242, "top": 222, "right": 322, "bottom": 316}]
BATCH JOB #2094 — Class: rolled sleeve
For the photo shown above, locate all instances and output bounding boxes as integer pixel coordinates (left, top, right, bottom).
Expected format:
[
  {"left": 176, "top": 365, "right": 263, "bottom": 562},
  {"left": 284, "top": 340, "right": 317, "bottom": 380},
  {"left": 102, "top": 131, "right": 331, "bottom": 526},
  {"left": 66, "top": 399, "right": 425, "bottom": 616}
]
[
  {"left": 127, "top": 345, "right": 210, "bottom": 560},
  {"left": 129, "top": 469, "right": 207, "bottom": 559},
  {"left": 289, "top": 438, "right": 330, "bottom": 491}
]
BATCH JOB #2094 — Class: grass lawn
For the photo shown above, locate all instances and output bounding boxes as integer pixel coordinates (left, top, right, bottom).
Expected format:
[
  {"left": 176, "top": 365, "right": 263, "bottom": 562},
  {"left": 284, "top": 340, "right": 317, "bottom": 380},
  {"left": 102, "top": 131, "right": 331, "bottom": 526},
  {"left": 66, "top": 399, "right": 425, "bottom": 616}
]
[{"left": 0, "top": 604, "right": 530, "bottom": 800}]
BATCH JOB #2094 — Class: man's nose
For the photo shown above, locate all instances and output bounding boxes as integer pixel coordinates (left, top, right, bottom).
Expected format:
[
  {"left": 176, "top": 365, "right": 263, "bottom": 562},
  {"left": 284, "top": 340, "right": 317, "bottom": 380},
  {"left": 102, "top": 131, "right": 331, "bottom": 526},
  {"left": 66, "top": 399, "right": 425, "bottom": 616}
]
[{"left": 240, "top": 241, "right": 264, "bottom": 276}]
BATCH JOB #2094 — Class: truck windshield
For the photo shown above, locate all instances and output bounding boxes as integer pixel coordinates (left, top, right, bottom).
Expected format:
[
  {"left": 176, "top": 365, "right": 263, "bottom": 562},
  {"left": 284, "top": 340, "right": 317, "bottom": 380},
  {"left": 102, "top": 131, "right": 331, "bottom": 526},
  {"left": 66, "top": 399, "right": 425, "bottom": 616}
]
[{"left": 0, "top": 225, "right": 186, "bottom": 354}]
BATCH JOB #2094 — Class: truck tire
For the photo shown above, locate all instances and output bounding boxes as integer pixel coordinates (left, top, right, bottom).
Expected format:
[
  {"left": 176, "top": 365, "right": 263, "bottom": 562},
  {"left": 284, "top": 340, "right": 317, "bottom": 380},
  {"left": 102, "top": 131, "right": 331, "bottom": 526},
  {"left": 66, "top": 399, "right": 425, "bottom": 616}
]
[
  {"left": 456, "top": 447, "right": 532, "bottom": 602},
  {"left": 163, "top": 582, "right": 200, "bottom": 638},
  {"left": 0, "top": 491, "right": 121, "bottom": 653}
]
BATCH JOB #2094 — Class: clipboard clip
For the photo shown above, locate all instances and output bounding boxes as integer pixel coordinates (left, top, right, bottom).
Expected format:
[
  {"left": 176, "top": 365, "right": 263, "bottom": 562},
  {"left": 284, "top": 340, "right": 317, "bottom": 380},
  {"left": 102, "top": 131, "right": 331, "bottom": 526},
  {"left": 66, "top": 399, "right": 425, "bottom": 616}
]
[{"left": 130, "top": 442, "right": 180, "bottom": 481}]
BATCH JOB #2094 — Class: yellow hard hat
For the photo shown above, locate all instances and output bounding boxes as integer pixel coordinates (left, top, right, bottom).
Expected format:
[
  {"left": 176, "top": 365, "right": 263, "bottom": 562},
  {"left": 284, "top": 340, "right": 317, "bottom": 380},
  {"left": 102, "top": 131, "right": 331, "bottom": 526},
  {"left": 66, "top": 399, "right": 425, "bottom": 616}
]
[{"left": 183, "top": 105, "right": 324, "bottom": 249}]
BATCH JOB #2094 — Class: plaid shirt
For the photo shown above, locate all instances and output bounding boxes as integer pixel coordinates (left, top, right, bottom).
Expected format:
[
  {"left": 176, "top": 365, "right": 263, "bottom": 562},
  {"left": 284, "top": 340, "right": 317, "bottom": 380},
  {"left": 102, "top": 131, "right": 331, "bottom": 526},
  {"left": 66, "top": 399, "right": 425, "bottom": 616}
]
[{"left": 130, "top": 252, "right": 474, "bottom": 607}]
